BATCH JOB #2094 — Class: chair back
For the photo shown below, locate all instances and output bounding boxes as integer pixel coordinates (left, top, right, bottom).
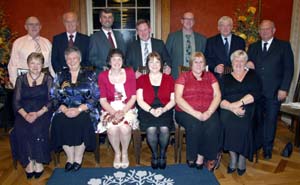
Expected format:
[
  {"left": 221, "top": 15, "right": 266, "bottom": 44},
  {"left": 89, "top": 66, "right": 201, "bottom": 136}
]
[
  {"left": 293, "top": 71, "right": 300, "bottom": 102},
  {"left": 178, "top": 65, "right": 190, "bottom": 75},
  {"left": 137, "top": 66, "right": 149, "bottom": 74}
]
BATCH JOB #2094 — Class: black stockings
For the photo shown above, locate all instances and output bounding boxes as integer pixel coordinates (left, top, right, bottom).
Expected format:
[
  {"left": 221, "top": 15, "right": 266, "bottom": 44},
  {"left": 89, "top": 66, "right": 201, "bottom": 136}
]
[{"left": 146, "top": 126, "right": 170, "bottom": 159}]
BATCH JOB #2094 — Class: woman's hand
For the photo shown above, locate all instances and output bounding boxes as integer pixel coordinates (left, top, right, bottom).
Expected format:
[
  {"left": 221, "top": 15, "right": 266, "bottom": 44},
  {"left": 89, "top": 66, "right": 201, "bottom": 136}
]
[
  {"left": 231, "top": 107, "right": 245, "bottom": 117},
  {"left": 25, "top": 112, "right": 38, "bottom": 123},
  {"left": 201, "top": 110, "right": 213, "bottom": 121}
]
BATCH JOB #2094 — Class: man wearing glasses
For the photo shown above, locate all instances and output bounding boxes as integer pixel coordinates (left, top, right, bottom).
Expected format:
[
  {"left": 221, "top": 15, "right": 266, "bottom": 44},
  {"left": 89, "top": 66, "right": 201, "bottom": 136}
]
[
  {"left": 8, "top": 16, "right": 54, "bottom": 87},
  {"left": 166, "top": 12, "right": 206, "bottom": 79}
]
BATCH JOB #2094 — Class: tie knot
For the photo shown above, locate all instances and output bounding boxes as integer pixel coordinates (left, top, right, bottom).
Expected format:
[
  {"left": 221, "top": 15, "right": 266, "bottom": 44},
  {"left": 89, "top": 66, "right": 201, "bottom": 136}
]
[
  {"left": 264, "top": 42, "right": 268, "bottom": 47},
  {"left": 69, "top": 34, "right": 74, "bottom": 39},
  {"left": 186, "top": 34, "right": 191, "bottom": 39},
  {"left": 108, "top": 32, "right": 111, "bottom": 36},
  {"left": 224, "top": 37, "right": 228, "bottom": 41}
]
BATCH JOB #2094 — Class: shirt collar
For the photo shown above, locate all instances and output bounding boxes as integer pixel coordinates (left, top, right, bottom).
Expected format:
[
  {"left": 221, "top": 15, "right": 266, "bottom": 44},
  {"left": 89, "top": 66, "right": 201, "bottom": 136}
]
[{"left": 262, "top": 37, "right": 274, "bottom": 45}]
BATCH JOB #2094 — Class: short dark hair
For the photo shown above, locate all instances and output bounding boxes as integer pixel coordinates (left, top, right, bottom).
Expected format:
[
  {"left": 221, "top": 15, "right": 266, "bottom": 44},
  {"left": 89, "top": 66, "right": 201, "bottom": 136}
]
[
  {"left": 106, "top": 48, "right": 126, "bottom": 69},
  {"left": 64, "top": 46, "right": 82, "bottom": 61},
  {"left": 27, "top": 52, "right": 44, "bottom": 65},
  {"left": 136, "top": 19, "right": 150, "bottom": 29},
  {"left": 99, "top": 8, "right": 113, "bottom": 18},
  {"left": 146, "top": 52, "right": 163, "bottom": 73}
]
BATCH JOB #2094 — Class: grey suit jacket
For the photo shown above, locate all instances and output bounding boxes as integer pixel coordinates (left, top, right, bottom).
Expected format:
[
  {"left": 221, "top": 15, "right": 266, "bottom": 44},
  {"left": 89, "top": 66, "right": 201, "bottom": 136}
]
[
  {"left": 166, "top": 30, "right": 206, "bottom": 79},
  {"left": 89, "top": 30, "right": 126, "bottom": 75}
]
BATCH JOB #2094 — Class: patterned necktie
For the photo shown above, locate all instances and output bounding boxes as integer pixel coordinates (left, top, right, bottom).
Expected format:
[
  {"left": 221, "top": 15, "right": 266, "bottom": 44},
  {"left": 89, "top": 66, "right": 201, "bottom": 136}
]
[
  {"left": 224, "top": 37, "right": 229, "bottom": 57},
  {"left": 34, "top": 38, "right": 42, "bottom": 53},
  {"left": 263, "top": 42, "right": 268, "bottom": 53},
  {"left": 143, "top": 42, "right": 149, "bottom": 66},
  {"left": 107, "top": 32, "right": 115, "bottom": 48},
  {"left": 185, "top": 34, "right": 192, "bottom": 66},
  {"left": 69, "top": 34, "right": 74, "bottom": 47}
]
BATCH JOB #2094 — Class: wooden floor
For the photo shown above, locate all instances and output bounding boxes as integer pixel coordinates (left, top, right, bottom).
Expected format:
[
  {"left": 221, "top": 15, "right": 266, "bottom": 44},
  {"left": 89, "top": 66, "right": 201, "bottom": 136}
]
[{"left": 0, "top": 120, "right": 300, "bottom": 185}]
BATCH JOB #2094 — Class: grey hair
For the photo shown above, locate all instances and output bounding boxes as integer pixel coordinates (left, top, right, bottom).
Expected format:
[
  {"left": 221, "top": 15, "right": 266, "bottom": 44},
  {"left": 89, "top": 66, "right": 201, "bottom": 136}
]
[
  {"left": 64, "top": 46, "right": 82, "bottom": 61},
  {"left": 230, "top": 50, "right": 248, "bottom": 62},
  {"left": 218, "top": 16, "right": 233, "bottom": 26}
]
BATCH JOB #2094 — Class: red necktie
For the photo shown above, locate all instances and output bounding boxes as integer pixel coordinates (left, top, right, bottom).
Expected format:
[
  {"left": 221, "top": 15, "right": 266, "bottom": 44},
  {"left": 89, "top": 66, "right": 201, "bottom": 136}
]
[
  {"left": 107, "top": 32, "right": 115, "bottom": 48},
  {"left": 69, "top": 34, "right": 74, "bottom": 47}
]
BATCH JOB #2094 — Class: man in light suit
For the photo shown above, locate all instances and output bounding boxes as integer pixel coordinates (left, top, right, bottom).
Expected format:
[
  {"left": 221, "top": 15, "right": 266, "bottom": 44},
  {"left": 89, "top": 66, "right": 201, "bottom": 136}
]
[
  {"left": 247, "top": 20, "right": 294, "bottom": 159},
  {"left": 89, "top": 8, "right": 126, "bottom": 75},
  {"left": 205, "top": 16, "right": 245, "bottom": 78},
  {"left": 52, "top": 12, "right": 90, "bottom": 73},
  {"left": 166, "top": 12, "right": 206, "bottom": 79},
  {"left": 126, "top": 19, "right": 171, "bottom": 78}
]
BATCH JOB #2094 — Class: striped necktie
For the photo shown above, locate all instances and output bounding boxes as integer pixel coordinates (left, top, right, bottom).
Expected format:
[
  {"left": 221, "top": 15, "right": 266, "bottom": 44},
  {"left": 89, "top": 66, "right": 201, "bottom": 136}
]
[
  {"left": 34, "top": 38, "right": 42, "bottom": 53},
  {"left": 143, "top": 42, "right": 149, "bottom": 66}
]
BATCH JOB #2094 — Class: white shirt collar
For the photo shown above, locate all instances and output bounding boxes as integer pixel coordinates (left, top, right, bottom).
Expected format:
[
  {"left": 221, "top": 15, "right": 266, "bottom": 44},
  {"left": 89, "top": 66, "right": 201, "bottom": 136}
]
[{"left": 67, "top": 32, "right": 77, "bottom": 40}]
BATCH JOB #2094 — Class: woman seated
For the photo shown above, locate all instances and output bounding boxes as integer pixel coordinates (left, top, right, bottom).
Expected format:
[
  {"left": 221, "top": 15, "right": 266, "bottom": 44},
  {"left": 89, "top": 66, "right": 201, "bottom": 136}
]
[
  {"left": 51, "top": 46, "right": 100, "bottom": 172},
  {"left": 219, "top": 50, "right": 261, "bottom": 176},
  {"left": 175, "top": 52, "right": 221, "bottom": 170},
  {"left": 10, "top": 52, "right": 53, "bottom": 179},
  {"left": 97, "top": 49, "right": 138, "bottom": 169},
  {"left": 136, "top": 52, "right": 175, "bottom": 169}
]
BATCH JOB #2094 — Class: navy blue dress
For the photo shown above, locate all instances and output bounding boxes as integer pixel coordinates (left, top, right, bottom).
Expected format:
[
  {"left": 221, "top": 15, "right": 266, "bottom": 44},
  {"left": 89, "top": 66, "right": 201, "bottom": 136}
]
[
  {"left": 10, "top": 73, "right": 53, "bottom": 167},
  {"left": 50, "top": 68, "right": 100, "bottom": 151}
]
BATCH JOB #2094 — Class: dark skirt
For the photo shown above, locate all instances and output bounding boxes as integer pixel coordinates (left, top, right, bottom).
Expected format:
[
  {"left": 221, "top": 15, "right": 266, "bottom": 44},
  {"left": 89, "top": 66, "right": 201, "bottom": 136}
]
[
  {"left": 10, "top": 112, "right": 51, "bottom": 167},
  {"left": 51, "top": 112, "right": 96, "bottom": 151},
  {"left": 220, "top": 108, "right": 254, "bottom": 161}
]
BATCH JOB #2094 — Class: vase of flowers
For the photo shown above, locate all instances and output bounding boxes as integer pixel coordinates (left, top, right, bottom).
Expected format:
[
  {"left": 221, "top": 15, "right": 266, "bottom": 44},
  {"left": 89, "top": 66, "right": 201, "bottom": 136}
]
[
  {"left": 0, "top": 7, "right": 17, "bottom": 88},
  {"left": 233, "top": 1, "right": 259, "bottom": 48}
]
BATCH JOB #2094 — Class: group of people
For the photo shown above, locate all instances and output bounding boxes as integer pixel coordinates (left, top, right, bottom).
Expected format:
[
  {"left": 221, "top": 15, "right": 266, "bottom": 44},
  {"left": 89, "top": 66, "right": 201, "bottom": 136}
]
[{"left": 8, "top": 7, "right": 294, "bottom": 180}]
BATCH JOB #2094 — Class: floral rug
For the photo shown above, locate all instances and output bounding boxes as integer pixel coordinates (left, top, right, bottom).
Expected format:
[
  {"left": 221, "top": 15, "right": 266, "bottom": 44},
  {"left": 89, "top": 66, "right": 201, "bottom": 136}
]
[{"left": 47, "top": 164, "right": 219, "bottom": 185}]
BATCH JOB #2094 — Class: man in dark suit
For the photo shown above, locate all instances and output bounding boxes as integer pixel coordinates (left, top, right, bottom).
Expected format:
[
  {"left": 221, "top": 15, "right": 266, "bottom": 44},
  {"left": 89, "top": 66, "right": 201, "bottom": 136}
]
[
  {"left": 247, "top": 20, "right": 294, "bottom": 159},
  {"left": 166, "top": 12, "right": 206, "bottom": 79},
  {"left": 205, "top": 16, "right": 245, "bottom": 78},
  {"left": 89, "top": 8, "right": 126, "bottom": 75},
  {"left": 51, "top": 12, "right": 90, "bottom": 73},
  {"left": 126, "top": 19, "right": 171, "bottom": 78}
]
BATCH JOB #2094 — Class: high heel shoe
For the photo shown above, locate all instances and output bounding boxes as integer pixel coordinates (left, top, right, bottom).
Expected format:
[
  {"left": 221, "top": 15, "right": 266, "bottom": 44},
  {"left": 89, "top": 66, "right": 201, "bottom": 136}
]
[
  {"left": 151, "top": 157, "right": 158, "bottom": 169},
  {"left": 186, "top": 160, "right": 196, "bottom": 168},
  {"left": 113, "top": 154, "right": 121, "bottom": 169},
  {"left": 73, "top": 162, "right": 82, "bottom": 171},
  {"left": 34, "top": 170, "right": 44, "bottom": 179},
  {"left": 121, "top": 154, "right": 129, "bottom": 169},
  {"left": 158, "top": 157, "right": 166, "bottom": 169},
  {"left": 227, "top": 166, "right": 236, "bottom": 174},
  {"left": 65, "top": 162, "right": 74, "bottom": 172},
  {"left": 237, "top": 168, "right": 246, "bottom": 176},
  {"left": 25, "top": 171, "right": 34, "bottom": 179}
]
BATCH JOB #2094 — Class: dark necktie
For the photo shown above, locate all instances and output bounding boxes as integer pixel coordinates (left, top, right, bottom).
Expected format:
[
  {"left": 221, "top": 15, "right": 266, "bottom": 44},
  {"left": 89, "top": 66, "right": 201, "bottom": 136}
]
[
  {"left": 185, "top": 34, "right": 192, "bottom": 66},
  {"left": 263, "top": 42, "right": 268, "bottom": 53},
  {"left": 107, "top": 32, "right": 115, "bottom": 48},
  {"left": 224, "top": 37, "right": 229, "bottom": 57},
  {"left": 69, "top": 34, "right": 74, "bottom": 47}
]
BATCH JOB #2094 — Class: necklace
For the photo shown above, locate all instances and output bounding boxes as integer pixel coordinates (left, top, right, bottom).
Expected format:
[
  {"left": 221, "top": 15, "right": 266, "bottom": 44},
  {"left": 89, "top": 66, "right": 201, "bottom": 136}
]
[{"left": 29, "top": 72, "right": 41, "bottom": 87}]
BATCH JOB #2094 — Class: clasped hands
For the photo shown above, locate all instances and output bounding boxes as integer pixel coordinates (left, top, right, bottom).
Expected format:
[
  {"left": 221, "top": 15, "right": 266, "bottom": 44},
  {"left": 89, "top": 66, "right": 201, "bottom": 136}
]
[
  {"left": 229, "top": 101, "right": 245, "bottom": 117},
  {"left": 24, "top": 108, "right": 46, "bottom": 123},
  {"left": 194, "top": 110, "right": 212, "bottom": 121},
  {"left": 102, "top": 110, "right": 125, "bottom": 125},
  {"left": 149, "top": 107, "right": 165, "bottom": 117}
]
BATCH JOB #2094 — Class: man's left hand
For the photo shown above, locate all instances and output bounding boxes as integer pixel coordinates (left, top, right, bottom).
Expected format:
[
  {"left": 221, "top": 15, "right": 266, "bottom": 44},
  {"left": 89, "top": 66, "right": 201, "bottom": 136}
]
[{"left": 278, "top": 90, "right": 288, "bottom": 101}]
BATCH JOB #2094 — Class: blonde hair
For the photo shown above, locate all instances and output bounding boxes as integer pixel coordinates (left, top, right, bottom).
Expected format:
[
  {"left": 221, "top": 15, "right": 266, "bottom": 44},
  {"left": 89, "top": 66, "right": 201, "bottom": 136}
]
[{"left": 189, "top": 52, "right": 206, "bottom": 67}]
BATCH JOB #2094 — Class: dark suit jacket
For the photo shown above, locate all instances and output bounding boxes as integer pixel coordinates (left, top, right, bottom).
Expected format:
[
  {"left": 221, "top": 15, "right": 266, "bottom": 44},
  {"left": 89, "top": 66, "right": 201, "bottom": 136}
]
[
  {"left": 125, "top": 38, "right": 171, "bottom": 71},
  {"left": 51, "top": 32, "right": 90, "bottom": 73},
  {"left": 205, "top": 34, "right": 245, "bottom": 72},
  {"left": 248, "top": 38, "right": 294, "bottom": 99},
  {"left": 166, "top": 30, "right": 206, "bottom": 79},
  {"left": 89, "top": 30, "right": 126, "bottom": 75}
]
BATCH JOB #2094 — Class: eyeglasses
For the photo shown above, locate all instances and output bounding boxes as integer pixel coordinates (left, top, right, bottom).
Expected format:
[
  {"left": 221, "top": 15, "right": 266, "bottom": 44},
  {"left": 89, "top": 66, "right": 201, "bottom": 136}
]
[{"left": 26, "top": 23, "right": 40, "bottom": 27}]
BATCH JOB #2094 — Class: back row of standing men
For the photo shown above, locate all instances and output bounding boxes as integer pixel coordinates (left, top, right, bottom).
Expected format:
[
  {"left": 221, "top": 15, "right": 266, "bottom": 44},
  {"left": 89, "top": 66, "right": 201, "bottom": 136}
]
[{"left": 7, "top": 8, "right": 294, "bottom": 160}]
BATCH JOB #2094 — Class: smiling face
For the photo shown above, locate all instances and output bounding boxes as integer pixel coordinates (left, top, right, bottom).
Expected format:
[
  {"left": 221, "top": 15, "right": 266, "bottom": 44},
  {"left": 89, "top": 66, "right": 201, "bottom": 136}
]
[
  {"left": 181, "top": 12, "right": 195, "bottom": 31},
  {"left": 66, "top": 51, "right": 81, "bottom": 71},
  {"left": 232, "top": 56, "right": 247, "bottom": 73},
  {"left": 148, "top": 56, "right": 162, "bottom": 74},
  {"left": 259, "top": 20, "right": 276, "bottom": 42},
  {"left": 25, "top": 17, "right": 41, "bottom": 38},
  {"left": 100, "top": 12, "right": 114, "bottom": 30},
  {"left": 137, "top": 22, "right": 151, "bottom": 41},
  {"left": 191, "top": 56, "right": 206, "bottom": 75},
  {"left": 28, "top": 58, "right": 43, "bottom": 75},
  {"left": 109, "top": 54, "right": 123, "bottom": 70},
  {"left": 63, "top": 12, "right": 78, "bottom": 34},
  {"left": 218, "top": 19, "right": 233, "bottom": 37}
]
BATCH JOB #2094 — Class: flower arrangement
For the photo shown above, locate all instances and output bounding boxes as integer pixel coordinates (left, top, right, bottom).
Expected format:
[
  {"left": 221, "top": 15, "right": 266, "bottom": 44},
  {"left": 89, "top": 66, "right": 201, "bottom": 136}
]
[
  {"left": 233, "top": 1, "right": 259, "bottom": 47},
  {"left": 0, "top": 7, "right": 17, "bottom": 87}
]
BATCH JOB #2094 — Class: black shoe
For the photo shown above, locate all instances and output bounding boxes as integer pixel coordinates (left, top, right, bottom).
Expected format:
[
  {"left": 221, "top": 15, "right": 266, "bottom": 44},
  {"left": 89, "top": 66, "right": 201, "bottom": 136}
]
[
  {"left": 34, "top": 170, "right": 44, "bottom": 179},
  {"left": 65, "top": 162, "right": 74, "bottom": 172},
  {"left": 25, "top": 172, "right": 34, "bottom": 179},
  {"left": 237, "top": 168, "right": 246, "bottom": 176},
  {"left": 158, "top": 158, "right": 166, "bottom": 169},
  {"left": 186, "top": 160, "right": 196, "bottom": 168},
  {"left": 151, "top": 158, "right": 158, "bottom": 169},
  {"left": 73, "top": 162, "right": 81, "bottom": 171},
  {"left": 196, "top": 163, "right": 203, "bottom": 170},
  {"left": 227, "top": 166, "right": 236, "bottom": 174},
  {"left": 263, "top": 152, "right": 272, "bottom": 160}
]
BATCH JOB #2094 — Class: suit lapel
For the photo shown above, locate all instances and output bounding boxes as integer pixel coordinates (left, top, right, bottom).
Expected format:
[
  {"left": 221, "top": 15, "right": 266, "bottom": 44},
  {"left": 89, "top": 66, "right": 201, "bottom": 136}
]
[{"left": 137, "top": 39, "right": 143, "bottom": 67}]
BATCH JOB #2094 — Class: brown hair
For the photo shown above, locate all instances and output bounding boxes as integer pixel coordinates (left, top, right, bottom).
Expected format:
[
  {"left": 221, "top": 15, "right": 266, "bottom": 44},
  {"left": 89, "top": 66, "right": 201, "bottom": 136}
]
[
  {"left": 27, "top": 52, "right": 44, "bottom": 65},
  {"left": 136, "top": 19, "right": 150, "bottom": 29},
  {"left": 146, "top": 52, "right": 163, "bottom": 72}
]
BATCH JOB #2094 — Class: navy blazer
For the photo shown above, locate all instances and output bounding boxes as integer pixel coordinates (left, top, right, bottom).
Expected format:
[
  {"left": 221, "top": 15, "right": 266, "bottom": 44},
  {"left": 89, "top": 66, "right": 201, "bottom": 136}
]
[
  {"left": 51, "top": 32, "right": 90, "bottom": 73},
  {"left": 125, "top": 38, "right": 171, "bottom": 71},
  {"left": 89, "top": 30, "right": 126, "bottom": 75},
  {"left": 166, "top": 30, "right": 206, "bottom": 79},
  {"left": 248, "top": 38, "right": 294, "bottom": 98},
  {"left": 205, "top": 34, "right": 245, "bottom": 72}
]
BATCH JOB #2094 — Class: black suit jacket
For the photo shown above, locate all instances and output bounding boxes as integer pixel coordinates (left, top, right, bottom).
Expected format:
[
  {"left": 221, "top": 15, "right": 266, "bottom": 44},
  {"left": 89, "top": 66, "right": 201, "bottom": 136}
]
[
  {"left": 248, "top": 38, "right": 294, "bottom": 98},
  {"left": 205, "top": 34, "right": 245, "bottom": 72},
  {"left": 89, "top": 30, "right": 126, "bottom": 75},
  {"left": 126, "top": 38, "right": 171, "bottom": 71},
  {"left": 51, "top": 32, "right": 90, "bottom": 73}
]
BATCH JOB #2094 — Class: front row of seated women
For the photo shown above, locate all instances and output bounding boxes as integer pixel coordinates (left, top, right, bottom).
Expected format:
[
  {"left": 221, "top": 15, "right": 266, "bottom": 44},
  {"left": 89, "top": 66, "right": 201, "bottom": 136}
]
[{"left": 10, "top": 47, "right": 259, "bottom": 179}]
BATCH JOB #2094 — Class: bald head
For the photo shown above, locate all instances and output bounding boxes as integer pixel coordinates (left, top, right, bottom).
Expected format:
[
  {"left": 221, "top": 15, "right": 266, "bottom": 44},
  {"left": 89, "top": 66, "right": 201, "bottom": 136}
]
[
  {"left": 63, "top": 12, "right": 79, "bottom": 34},
  {"left": 259, "top": 20, "right": 276, "bottom": 41},
  {"left": 181, "top": 12, "right": 195, "bottom": 33},
  {"left": 24, "top": 16, "right": 41, "bottom": 38}
]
